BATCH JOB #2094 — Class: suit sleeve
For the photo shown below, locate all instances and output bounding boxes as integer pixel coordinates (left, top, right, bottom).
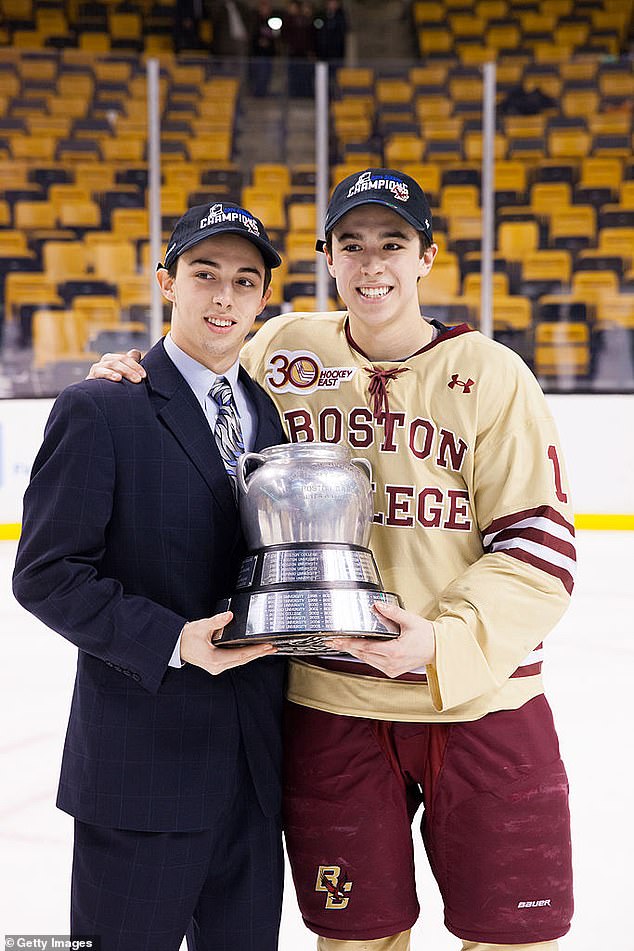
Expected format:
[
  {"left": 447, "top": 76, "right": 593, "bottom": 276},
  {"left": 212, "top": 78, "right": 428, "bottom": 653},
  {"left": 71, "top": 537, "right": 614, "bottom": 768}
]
[
  {"left": 426, "top": 357, "right": 576, "bottom": 712},
  {"left": 13, "top": 386, "right": 187, "bottom": 695}
]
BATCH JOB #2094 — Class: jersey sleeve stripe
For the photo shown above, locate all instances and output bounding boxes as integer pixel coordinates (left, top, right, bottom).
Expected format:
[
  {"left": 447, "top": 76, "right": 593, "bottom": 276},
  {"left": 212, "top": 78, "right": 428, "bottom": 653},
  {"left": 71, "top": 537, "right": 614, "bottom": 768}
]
[
  {"left": 495, "top": 545, "right": 575, "bottom": 595},
  {"left": 483, "top": 505, "right": 575, "bottom": 541},
  {"left": 486, "top": 526, "right": 577, "bottom": 562}
]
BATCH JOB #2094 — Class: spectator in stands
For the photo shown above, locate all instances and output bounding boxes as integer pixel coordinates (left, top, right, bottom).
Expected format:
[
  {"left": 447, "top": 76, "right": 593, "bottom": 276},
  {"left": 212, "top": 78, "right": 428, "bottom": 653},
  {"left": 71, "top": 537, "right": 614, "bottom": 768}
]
[
  {"left": 248, "top": 0, "right": 278, "bottom": 97},
  {"left": 174, "top": 0, "right": 203, "bottom": 52},
  {"left": 314, "top": 0, "right": 347, "bottom": 65},
  {"left": 500, "top": 79, "right": 556, "bottom": 115},
  {"left": 210, "top": 0, "right": 250, "bottom": 58},
  {"left": 282, "top": 0, "right": 316, "bottom": 98}
]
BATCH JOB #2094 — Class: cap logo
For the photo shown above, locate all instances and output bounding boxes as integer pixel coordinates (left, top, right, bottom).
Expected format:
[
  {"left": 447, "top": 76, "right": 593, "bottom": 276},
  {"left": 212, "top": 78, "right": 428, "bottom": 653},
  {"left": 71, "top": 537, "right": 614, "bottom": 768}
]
[
  {"left": 347, "top": 171, "right": 410, "bottom": 203},
  {"left": 199, "top": 204, "right": 261, "bottom": 234}
]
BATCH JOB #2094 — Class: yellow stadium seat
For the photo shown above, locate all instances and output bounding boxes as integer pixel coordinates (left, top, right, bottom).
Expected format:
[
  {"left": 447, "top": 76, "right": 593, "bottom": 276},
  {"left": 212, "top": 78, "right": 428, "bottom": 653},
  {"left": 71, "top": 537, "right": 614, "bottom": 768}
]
[
  {"left": 449, "top": 14, "right": 485, "bottom": 38},
  {"left": 550, "top": 206, "right": 596, "bottom": 247},
  {"left": 384, "top": 137, "right": 425, "bottom": 165},
  {"left": 418, "top": 256, "right": 461, "bottom": 303},
  {"left": 43, "top": 241, "right": 89, "bottom": 281},
  {"left": 0, "top": 230, "right": 30, "bottom": 257},
  {"left": 111, "top": 208, "right": 149, "bottom": 237},
  {"left": 463, "top": 272, "right": 511, "bottom": 300},
  {"left": 409, "top": 64, "right": 449, "bottom": 87},
  {"left": 533, "top": 43, "right": 572, "bottom": 65},
  {"left": 464, "top": 131, "right": 507, "bottom": 162},
  {"left": 595, "top": 294, "right": 634, "bottom": 329},
  {"left": 10, "top": 135, "right": 57, "bottom": 162},
  {"left": 288, "top": 296, "right": 339, "bottom": 313},
  {"left": 497, "top": 220, "right": 540, "bottom": 259},
  {"left": 579, "top": 157, "right": 623, "bottom": 190},
  {"left": 108, "top": 11, "right": 142, "bottom": 40},
  {"left": 618, "top": 182, "right": 634, "bottom": 210},
  {"left": 32, "top": 309, "right": 90, "bottom": 369},
  {"left": 448, "top": 213, "right": 482, "bottom": 245},
  {"left": 440, "top": 184, "right": 480, "bottom": 217},
  {"left": 598, "top": 227, "right": 634, "bottom": 265},
  {"left": 494, "top": 160, "right": 527, "bottom": 199},
  {"left": 118, "top": 276, "right": 152, "bottom": 310},
  {"left": 547, "top": 128, "right": 592, "bottom": 159},
  {"left": 101, "top": 138, "right": 145, "bottom": 162},
  {"left": 415, "top": 96, "right": 453, "bottom": 121},
  {"left": 376, "top": 79, "right": 412, "bottom": 106},
  {"left": 14, "top": 201, "right": 57, "bottom": 230},
  {"left": 492, "top": 295, "right": 532, "bottom": 332},
  {"left": 486, "top": 23, "right": 521, "bottom": 49},
  {"left": 288, "top": 203, "right": 317, "bottom": 234},
  {"left": 188, "top": 136, "right": 232, "bottom": 163},
  {"left": 562, "top": 89, "right": 600, "bottom": 119},
  {"left": 534, "top": 321, "right": 590, "bottom": 378},
  {"left": 58, "top": 201, "right": 102, "bottom": 230},
  {"left": 240, "top": 188, "right": 286, "bottom": 231},
  {"left": 598, "top": 69, "right": 634, "bottom": 100},
  {"left": 589, "top": 113, "right": 631, "bottom": 138},
  {"left": 571, "top": 270, "right": 620, "bottom": 303},
  {"left": 417, "top": 29, "right": 453, "bottom": 56},
  {"left": 5, "top": 274, "right": 61, "bottom": 324},
  {"left": 413, "top": 2, "right": 444, "bottom": 24},
  {"left": 335, "top": 117, "right": 373, "bottom": 145},
  {"left": 399, "top": 163, "right": 441, "bottom": 202},
  {"left": 336, "top": 68, "right": 374, "bottom": 93},
  {"left": 91, "top": 241, "right": 138, "bottom": 278},
  {"left": 521, "top": 250, "right": 573, "bottom": 288},
  {"left": 530, "top": 182, "right": 572, "bottom": 216}
]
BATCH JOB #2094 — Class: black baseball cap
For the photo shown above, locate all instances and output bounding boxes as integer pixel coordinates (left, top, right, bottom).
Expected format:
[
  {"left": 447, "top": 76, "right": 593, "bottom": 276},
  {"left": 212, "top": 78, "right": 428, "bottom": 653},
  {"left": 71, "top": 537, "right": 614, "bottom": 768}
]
[
  {"left": 160, "top": 201, "right": 282, "bottom": 271},
  {"left": 319, "top": 168, "right": 434, "bottom": 248}
]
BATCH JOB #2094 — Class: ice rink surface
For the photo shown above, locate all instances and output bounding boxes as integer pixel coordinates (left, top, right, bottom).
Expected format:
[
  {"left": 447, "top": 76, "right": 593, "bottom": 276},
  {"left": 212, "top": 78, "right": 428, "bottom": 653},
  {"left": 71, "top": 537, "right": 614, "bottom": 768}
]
[{"left": 1, "top": 531, "right": 632, "bottom": 949}]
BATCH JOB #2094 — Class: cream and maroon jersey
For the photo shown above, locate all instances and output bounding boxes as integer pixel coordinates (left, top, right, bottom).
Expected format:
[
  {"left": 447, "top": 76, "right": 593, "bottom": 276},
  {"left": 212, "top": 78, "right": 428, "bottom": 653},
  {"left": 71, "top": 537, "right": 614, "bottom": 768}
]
[{"left": 241, "top": 312, "right": 576, "bottom": 723}]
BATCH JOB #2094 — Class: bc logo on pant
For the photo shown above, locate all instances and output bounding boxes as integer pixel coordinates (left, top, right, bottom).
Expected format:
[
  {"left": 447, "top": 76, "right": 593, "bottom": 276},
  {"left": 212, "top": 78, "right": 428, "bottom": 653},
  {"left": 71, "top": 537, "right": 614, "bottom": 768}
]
[{"left": 315, "top": 866, "right": 354, "bottom": 909}]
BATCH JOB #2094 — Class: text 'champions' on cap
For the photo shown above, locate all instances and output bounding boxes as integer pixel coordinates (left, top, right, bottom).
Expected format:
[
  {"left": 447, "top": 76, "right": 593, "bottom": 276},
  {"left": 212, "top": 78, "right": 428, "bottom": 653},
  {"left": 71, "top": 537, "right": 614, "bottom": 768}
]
[
  {"left": 161, "top": 201, "right": 282, "bottom": 271},
  {"left": 322, "top": 169, "right": 434, "bottom": 244}
]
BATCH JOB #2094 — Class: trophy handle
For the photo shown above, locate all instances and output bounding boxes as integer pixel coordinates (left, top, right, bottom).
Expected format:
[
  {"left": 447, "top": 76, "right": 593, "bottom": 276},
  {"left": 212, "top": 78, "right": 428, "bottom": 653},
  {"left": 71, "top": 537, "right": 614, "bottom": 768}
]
[
  {"left": 351, "top": 456, "right": 373, "bottom": 484},
  {"left": 237, "top": 451, "right": 266, "bottom": 496}
]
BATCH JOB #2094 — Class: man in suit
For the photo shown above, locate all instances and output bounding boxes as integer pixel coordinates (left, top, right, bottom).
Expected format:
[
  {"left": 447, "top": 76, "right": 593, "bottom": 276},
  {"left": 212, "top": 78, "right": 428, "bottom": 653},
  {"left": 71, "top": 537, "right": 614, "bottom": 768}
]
[{"left": 13, "top": 202, "right": 287, "bottom": 951}]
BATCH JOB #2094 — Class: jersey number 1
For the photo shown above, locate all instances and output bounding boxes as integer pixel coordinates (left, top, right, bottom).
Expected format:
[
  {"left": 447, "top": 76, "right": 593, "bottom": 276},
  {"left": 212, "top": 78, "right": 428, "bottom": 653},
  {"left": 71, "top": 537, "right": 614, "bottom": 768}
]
[{"left": 547, "top": 445, "right": 568, "bottom": 504}]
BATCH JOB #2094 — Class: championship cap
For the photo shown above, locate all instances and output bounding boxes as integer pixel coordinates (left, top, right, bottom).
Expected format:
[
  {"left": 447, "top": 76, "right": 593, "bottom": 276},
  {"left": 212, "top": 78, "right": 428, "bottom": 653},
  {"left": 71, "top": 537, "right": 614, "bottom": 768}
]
[
  {"left": 320, "top": 168, "right": 433, "bottom": 246},
  {"left": 160, "top": 201, "right": 282, "bottom": 271}
]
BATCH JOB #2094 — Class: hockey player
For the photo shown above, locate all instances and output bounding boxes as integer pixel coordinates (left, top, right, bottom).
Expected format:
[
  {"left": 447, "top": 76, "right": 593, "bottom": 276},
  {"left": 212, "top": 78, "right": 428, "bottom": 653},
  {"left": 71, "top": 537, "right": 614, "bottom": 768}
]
[{"left": 89, "top": 169, "right": 575, "bottom": 951}]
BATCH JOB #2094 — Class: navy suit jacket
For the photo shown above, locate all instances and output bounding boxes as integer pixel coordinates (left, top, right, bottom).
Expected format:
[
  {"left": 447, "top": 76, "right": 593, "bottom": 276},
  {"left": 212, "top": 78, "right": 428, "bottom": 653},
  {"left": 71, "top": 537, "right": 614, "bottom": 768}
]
[{"left": 13, "top": 340, "right": 286, "bottom": 832}]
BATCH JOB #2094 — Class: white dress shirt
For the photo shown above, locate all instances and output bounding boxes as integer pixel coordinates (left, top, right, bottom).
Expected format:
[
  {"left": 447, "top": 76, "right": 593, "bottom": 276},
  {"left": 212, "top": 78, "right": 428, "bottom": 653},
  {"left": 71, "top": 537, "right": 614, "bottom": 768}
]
[{"left": 163, "top": 333, "right": 258, "bottom": 667}]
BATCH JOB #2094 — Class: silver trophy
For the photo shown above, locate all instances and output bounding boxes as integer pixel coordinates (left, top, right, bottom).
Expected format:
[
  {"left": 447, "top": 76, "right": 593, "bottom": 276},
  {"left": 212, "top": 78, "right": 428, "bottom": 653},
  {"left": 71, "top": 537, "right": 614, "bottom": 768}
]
[{"left": 215, "top": 442, "right": 402, "bottom": 655}]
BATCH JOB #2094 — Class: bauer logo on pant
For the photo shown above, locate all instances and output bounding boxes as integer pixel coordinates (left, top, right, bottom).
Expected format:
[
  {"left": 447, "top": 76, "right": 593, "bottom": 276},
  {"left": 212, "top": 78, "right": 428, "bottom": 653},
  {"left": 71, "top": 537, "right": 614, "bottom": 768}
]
[{"left": 315, "top": 865, "right": 353, "bottom": 909}]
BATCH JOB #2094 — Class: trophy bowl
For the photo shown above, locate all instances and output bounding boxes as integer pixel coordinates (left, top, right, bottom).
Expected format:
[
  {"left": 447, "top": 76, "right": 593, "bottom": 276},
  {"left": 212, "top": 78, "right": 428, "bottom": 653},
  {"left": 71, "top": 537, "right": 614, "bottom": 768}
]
[{"left": 215, "top": 443, "right": 401, "bottom": 654}]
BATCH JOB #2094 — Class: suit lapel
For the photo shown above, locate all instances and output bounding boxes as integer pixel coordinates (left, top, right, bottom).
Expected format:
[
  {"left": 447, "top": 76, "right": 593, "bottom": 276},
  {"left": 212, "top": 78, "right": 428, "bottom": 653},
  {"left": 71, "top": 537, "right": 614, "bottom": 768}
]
[
  {"left": 143, "top": 341, "right": 237, "bottom": 516},
  {"left": 239, "top": 365, "right": 284, "bottom": 452}
]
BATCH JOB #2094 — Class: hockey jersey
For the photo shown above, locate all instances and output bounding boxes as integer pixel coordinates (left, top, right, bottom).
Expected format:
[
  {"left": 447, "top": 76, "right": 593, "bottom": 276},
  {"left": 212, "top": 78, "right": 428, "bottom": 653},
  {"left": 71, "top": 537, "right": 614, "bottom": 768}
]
[{"left": 241, "top": 312, "right": 576, "bottom": 722}]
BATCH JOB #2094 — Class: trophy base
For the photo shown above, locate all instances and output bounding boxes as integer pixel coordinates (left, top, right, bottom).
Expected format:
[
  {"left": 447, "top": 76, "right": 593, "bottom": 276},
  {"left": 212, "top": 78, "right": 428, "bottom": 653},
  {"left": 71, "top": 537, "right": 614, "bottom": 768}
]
[{"left": 215, "top": 587, "right": 401, "bottom": 654}]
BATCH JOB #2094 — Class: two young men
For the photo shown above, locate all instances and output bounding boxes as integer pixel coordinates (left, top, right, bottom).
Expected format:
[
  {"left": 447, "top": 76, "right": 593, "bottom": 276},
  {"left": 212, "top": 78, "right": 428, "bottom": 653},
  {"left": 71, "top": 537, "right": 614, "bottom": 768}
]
[{"left": 35, "top": 169, "right": 576, "bottom": 951}]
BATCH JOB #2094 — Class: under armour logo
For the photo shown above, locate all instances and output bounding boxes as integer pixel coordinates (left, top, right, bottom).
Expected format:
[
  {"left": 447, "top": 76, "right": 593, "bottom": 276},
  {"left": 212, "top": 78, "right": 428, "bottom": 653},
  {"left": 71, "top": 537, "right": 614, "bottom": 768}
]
[{"left": 448, "top": 374, "right": 475, "bottom": 393}]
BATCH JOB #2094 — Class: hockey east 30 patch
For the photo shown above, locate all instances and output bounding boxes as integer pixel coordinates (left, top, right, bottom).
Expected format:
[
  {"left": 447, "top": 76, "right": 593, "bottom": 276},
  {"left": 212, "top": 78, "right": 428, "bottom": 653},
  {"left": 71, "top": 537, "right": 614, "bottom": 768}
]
[{"left": 265, "top": 350, "right": 358, "bottom": 394}]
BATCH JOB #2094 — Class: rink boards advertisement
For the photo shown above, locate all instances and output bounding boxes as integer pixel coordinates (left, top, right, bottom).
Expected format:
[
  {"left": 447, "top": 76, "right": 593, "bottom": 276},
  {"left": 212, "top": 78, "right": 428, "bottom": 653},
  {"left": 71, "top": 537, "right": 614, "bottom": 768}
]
[{"left": 1, "top": 395, "right": 633, "bottom": 535}]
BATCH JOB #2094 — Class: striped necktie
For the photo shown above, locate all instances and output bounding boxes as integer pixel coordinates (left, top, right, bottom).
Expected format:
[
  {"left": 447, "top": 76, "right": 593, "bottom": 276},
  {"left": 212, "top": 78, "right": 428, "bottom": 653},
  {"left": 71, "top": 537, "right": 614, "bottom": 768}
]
[{"left": 209, "top": 377, "right": 245, "bottom": 492}]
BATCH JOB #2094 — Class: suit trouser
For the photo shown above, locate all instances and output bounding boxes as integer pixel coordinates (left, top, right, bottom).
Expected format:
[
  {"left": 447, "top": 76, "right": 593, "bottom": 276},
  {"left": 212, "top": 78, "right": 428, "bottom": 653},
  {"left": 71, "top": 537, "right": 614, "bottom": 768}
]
[{"left": 70, "top": 756, "right": 283, "bottom": 951}]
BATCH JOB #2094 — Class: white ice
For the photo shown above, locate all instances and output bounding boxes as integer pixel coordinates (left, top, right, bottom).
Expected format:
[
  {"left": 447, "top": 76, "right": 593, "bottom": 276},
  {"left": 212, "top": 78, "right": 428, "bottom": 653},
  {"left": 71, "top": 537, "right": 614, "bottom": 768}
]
[{"left": 1, "top": 531, "right": 632, "bottom": 949}]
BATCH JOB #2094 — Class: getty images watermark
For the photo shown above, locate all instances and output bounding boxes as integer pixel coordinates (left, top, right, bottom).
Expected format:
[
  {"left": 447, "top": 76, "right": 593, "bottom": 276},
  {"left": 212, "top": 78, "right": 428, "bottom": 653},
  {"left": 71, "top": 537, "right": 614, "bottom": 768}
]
[{"left": 5, "top": 939, "right": 100, "bottom": 950}]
